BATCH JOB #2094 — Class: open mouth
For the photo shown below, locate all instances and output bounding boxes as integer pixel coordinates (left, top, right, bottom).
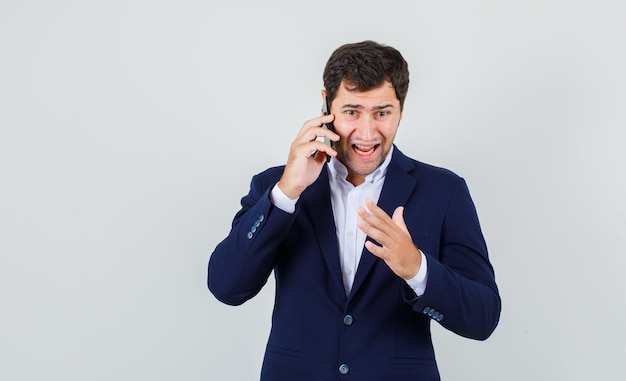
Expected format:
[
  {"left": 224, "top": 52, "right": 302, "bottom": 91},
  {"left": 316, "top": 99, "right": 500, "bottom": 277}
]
[{"left": 352, "top": 144, "right": 380, "bottom": 157}]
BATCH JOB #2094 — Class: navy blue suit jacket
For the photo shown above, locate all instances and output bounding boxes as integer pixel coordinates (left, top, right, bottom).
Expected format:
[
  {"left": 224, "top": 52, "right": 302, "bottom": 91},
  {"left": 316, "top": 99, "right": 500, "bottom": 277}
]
[{"left": 209, "top": 147, "right": 500, "bottom": 380}]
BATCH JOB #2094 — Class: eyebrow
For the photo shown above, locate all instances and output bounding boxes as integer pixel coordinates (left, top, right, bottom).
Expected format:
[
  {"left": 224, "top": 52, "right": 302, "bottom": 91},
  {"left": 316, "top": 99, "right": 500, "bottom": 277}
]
[{"left": 340, "top": 104, "right": 396, "bottom": 111}]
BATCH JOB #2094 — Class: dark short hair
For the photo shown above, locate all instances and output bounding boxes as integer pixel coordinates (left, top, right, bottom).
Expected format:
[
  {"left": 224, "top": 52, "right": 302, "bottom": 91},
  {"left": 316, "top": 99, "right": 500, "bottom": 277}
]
[{"left": 323, "top": 40, "right": 410, "bottom": 109}]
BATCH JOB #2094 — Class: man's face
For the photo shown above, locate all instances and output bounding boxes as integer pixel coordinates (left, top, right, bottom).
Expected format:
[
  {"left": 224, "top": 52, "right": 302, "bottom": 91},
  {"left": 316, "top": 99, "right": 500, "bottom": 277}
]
[{"left": 329, "top": 80, "right": 402, "bottom": 186}]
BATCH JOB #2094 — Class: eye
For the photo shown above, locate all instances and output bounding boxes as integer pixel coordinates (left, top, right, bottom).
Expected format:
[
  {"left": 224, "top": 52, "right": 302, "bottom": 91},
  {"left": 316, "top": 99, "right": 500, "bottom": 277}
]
[
  {"left": 376, "top": 111, "right": 389, "bottom": 118},
  {"left": 345, "top": 110, "right": 358, "bottom": 117}
]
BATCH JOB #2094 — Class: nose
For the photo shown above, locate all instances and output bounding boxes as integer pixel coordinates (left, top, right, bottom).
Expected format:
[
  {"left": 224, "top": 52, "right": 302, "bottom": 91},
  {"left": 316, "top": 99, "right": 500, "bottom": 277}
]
[{"left": 357, "top": 115, "right": 376, "bottom": 141}]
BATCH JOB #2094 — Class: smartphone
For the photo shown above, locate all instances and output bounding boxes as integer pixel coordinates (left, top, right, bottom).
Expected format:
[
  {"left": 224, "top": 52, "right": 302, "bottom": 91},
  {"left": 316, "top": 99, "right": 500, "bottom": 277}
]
[
  {"left": 311, "top": 97, "right": 335, "bottom": 160},
  {"left": 321, "top": 96, "right": 335, "bottom": 143}
]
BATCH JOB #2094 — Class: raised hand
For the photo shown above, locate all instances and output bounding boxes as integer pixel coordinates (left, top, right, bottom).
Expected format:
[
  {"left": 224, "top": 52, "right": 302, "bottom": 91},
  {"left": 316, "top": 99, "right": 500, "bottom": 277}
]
[{"left": 357, "top": 198, "right": 422, "bottom": 280}]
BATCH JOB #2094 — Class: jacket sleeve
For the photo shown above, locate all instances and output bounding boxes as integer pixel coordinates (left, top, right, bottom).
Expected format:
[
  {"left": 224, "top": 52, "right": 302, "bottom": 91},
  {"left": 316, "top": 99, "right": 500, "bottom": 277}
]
[
  {"left": 405, "top": 177, "right": 501, "bottom": 340},
  {"left": 208, "top": 170, "right": 296, "bottom": 306}
]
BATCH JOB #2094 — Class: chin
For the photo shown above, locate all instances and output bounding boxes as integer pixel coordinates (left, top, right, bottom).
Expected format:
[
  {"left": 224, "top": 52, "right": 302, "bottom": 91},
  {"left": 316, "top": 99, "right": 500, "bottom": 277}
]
[{"left": 347, "top": 156, "right": 384, "bottom": 176}]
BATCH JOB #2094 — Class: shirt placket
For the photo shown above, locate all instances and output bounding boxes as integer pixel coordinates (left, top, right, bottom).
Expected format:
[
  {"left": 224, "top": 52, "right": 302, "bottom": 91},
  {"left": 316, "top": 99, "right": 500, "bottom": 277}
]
[{"left": 343, "top": 187, "right": 360, "bottom": 294}]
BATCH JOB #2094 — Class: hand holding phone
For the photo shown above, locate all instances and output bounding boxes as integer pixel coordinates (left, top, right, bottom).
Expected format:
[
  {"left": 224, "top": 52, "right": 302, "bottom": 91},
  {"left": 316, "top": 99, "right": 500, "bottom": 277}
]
[{"left": 279, "top": 100, "right": 338, "bottom": 199}]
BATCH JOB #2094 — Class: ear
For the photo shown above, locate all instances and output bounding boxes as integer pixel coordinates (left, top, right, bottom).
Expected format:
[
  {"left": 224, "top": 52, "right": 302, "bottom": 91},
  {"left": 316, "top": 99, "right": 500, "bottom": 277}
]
[{"left": 321, "top": 89, "right": 327, "bottom": 99}]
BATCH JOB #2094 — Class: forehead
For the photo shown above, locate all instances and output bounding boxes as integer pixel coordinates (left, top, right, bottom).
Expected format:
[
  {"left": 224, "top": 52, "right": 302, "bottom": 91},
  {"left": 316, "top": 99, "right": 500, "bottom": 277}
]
[{"left": 334, "top": 80, "right": 399, "bottom": 107}]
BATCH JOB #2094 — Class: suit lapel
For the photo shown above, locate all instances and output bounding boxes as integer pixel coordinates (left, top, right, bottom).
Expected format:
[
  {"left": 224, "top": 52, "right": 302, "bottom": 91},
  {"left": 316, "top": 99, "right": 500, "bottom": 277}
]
[
  {"left": 300, "top": 166, "right": 346, "bottom": 300},
  {"left": 348, "top": 148, "right": 419, "bottom": 301}
]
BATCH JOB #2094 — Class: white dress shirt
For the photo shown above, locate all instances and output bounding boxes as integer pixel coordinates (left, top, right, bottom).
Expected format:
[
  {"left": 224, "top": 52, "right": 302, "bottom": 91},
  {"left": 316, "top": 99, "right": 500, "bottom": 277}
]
[{"left": 270, "top": 147, "right": 427, "bottom": 297}]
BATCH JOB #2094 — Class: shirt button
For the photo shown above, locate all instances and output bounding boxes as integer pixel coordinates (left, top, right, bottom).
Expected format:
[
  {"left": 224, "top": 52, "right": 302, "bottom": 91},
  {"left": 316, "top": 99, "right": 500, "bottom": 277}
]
[
  {"left": 339, "top": 363, "right": 350, "bottom": 375},
  {"left": 343, "top": 315, "right": 354, "bottom": 326},
  {"left": 344, "top": 269, "right": 353, "bottom": 276}
]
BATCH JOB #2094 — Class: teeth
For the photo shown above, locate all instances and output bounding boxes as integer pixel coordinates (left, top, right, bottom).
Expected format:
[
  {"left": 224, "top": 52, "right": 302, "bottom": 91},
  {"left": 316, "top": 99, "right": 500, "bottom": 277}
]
[{"left": 353, "top": 145, "right": 376, "bottom": 155}]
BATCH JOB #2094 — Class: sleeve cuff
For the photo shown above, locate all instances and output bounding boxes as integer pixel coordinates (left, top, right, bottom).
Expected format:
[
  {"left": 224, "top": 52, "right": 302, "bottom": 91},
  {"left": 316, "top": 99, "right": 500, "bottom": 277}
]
[
  {"left": 270, "top": 183, "right": 299, "bottom": 214},
  {"left": 405, "top": 250, "right": 428, "bottom": 297}
]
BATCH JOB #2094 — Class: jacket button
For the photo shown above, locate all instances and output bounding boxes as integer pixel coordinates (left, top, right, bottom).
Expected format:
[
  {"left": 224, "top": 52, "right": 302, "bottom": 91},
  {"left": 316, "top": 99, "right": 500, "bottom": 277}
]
[
  {"left": 422, "top": 307, "right": 431, "bottom": 314},
  {"left": 339, "top": 363, "right": 350, "bottom": 375},
  {"left": 343, "top": 315, "right": 353, "bottom": 326},
  {"left": 247, "top": 232, "right": 253, "bottom": 239}
]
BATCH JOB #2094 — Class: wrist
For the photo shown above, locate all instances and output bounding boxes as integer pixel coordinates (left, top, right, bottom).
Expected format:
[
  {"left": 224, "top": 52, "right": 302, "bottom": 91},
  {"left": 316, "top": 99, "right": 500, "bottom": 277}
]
[{"left": 277, "top": 180, "right": 302, "bottom": 200}]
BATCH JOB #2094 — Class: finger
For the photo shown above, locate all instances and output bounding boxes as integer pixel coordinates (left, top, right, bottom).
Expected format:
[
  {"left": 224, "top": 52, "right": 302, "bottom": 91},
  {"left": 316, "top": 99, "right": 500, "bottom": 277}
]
[
  {"left": 357, "top": 215, "right": 390, "bottom": 246},
  {"left": 364, "top": 240, "right": 386, "bottom": 259},
  {"left": 364, "top": 198, "right": 394, "bottom": 222},
  {"left": 309, "top": 140, "right": 337, "bottom": 157},
  {"left": 303, "top": 114, "right": 338, "bottom": 137},
  {"left": 312, "top": 126, "right": 340, "bottom": 143},
  {"left": 302, "top": 113, "right": 335, "bottom": 131},
  {"left": 391, "top": 206, "right": 411, "bottom": 236},
  {"left": 357, "top": 209, "right": 391, "bottom": 243},
  {"left": 299, "top": 129, "right": 339, "bottom": 151},
  {"left": 318, "top": 112, "right": 335, "bottom": 125},
  {"left": 359, "top": 200, "right": 395, "bottom": 232},
  {"left": 310, "top": 149, "right": 334, "bottom": 164},
  {"left": 357, "top": 207, "right": 382, "bottom": 231},
  {"left": 357, "top": 218, "right": 374, "bottom": 238}
]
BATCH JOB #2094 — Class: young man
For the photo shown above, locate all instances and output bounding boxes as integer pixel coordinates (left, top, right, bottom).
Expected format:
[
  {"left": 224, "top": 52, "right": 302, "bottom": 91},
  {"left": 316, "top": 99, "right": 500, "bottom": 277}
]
[{"left": 208, "top": 40, "right": 500, "bottom": 380}]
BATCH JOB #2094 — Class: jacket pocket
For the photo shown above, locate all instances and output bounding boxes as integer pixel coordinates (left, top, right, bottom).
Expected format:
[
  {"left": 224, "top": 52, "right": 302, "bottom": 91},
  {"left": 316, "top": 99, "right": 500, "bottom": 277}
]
[
  {"left": 265, "top": 344, "right": 302, "bottom": 359},
  {"left": 387, "top": 357, "right": 440, "bottom": 380},
  {"left": 388, "top": 356, "right": 434, "bottom": 366}
]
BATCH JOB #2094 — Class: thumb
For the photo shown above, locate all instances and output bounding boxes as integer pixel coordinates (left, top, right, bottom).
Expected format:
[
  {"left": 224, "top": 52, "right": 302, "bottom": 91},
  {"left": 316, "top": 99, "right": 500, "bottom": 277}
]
[{"left": 391, "top": 206, "right": 410, "bottom": 236}]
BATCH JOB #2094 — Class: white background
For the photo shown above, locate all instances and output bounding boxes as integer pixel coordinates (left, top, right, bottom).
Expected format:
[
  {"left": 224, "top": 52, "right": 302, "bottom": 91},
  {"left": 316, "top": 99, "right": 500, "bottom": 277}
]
[{"left": 1, "top": 1, "right": 625, "bottom": 380}]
